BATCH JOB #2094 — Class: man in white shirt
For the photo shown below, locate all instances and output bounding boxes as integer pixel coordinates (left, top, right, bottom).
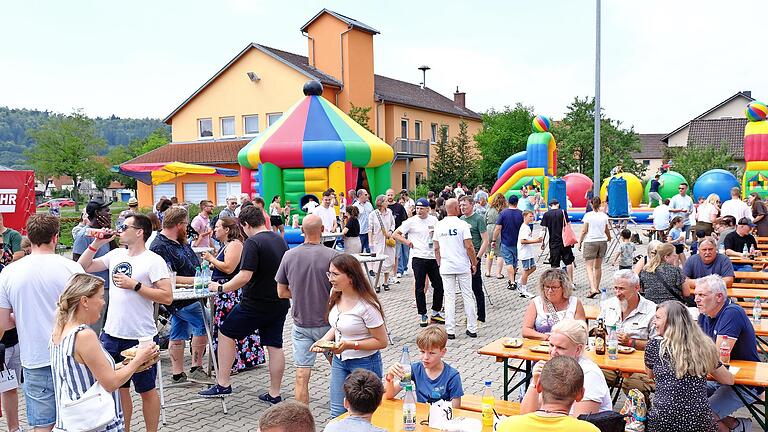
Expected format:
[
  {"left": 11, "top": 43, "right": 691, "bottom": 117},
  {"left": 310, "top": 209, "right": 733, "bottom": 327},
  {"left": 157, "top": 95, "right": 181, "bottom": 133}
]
[
  {"left": 312, "top": 191, "right": 339, "bottom": 246},
  {"left": 0, "top": 214, "right": 84, "bottom": 431},
  {"left": 78, "top": 213, "right": 172, "bottom": 432},
  {"left": 652, "top": 199, "right": 672, "bottom": 233},
  {"left": 669, "top": 182, "right": 694, "bottom": 240},
  {"left": 433, "top": 199, "right": 478, "bottom": 339},
  {"left": 720, "top": 187, "right": 752, "bottom": 222},
  {"left": 392, "top": 198, "right": 445, "bottom": 327},
  {"left": 354, "top": 189, "right": 374, "bottom": 253}
]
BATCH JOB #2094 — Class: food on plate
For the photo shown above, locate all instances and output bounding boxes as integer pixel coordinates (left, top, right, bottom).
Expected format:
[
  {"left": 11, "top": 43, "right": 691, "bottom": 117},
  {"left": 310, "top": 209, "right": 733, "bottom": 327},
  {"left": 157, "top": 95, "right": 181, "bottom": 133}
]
[{"left": 502, "top": 338, "right": 523, "bottom": 348}]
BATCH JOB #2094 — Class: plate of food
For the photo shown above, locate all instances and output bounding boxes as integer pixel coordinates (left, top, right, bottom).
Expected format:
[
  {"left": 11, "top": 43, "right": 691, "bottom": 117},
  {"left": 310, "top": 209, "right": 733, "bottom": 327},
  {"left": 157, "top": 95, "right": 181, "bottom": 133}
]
[
  {"left": 528, "top": 345, "right": 550, "bottom": 354},
  {"left": 120, "top": 345, "right": 160, "bottom": 372},
  {"left": 618, "top": 345, "right": 636, "bottom": 354},
  {"left": 315, "top": 340, "right": 338, "bottom": 350},
  {"left": 502, "top": 338, "right": 523, "bottom": 348}
]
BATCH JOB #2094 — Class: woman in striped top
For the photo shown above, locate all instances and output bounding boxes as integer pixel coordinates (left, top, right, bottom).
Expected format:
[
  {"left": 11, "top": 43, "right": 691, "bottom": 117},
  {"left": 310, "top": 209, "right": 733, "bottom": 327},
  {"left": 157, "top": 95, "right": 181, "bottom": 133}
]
[{"left": 50, "top": 274, "right": 157, "bottom": 432}]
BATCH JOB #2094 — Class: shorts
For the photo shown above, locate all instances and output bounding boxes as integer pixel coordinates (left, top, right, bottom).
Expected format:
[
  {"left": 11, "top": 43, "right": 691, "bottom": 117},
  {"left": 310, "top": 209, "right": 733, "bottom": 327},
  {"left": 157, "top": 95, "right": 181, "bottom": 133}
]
[
  {"left": 3, "top": 343, "right": 23, "bottom": 386},
  {"left": 270, "top": 215, "right": 283, "bottom": 227},
  {"left": 170, "top": 301, "right": 207, "bottom": 341},
  {"left": 100, "top": 333, "right": 158, "bottom": 393},
  {"left": 582, "top": 241, "right": 607, "bottom": 260},
  {"left": 707, "top": 381, "right": 758, "bottom": 419},
  {"left": 521, "top": 258, "right": 536, "bottom": 270},
  {"left": 500, "top": 243, "right": 518, "bottom": 267},
  {"left": 674, "top": 243, "right": 685, "bottom": 255},
  {"left": 549, "top": 245, "right": 575, "bottom": 267},
  {"left": 23, "top": 366, "right": 56, "bottom": 427},
  {"left": 292, "top": 325, "right": 332, "bottom": 367},
  {"left": 220, "top": 303, "right": 288, "bottom": 348}
]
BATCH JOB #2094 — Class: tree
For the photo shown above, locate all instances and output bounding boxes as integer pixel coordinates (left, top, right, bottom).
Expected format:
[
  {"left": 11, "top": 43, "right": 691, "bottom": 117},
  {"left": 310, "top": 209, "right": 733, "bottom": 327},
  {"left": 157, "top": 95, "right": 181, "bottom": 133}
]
[
  {"left": 552, "top": 97, "right": 645, "bottom": 181},
  {"left": 665, "top": 143, "right": 735, "bottom": 186},
  {"left": 26, "top": 110, "right": 106, "bottom": 209},
  {"left": 474, "top": 104, "right": 535, "bottom": 185},
  {"left": 451, "top": 121, "right": 478, "bottom": 184},
  {"left": 428, "top": 125, "right": 459, "bottom": 191},
  {"left": 348, "top": 103, "right": 373, "bottom": 132}
]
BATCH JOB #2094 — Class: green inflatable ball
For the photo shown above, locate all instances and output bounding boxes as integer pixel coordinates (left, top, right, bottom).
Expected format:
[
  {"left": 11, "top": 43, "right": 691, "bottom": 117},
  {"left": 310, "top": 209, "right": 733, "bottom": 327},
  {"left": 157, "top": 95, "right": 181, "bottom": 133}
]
[{"left": 644, "top": 171, "right": 688, "bottom": 206}]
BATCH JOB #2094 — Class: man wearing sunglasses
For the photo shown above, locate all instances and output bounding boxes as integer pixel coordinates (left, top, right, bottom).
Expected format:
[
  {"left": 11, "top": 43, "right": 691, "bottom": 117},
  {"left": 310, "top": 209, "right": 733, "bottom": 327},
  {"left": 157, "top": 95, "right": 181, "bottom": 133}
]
[{"left": 669, "top": 183, "right": 694, "bottom": 241}]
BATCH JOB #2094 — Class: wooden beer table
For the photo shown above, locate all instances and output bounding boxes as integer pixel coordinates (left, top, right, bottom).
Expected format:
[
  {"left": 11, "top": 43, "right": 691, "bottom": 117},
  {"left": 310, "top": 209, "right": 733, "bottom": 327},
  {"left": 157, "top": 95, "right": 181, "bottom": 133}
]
[
  {"left": 336, "top": 398, "right": 492, "bottom": 431},
  {"left": 478, "top": 337, "right": 768, "bottom": 430}
]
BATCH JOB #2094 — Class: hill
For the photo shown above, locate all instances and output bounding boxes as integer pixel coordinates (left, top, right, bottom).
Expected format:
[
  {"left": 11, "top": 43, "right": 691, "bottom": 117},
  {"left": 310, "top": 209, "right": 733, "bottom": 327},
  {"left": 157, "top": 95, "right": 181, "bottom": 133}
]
[{"left": 0, "top": 107, "right": 169, "bottom": 169}]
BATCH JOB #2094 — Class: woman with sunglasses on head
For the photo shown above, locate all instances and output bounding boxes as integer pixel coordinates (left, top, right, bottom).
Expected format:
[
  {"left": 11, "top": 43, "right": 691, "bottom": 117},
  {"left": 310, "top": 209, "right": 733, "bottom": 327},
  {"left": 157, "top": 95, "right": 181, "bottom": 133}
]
[
  {"left": 202, "top": 217, "right": 265, "bottom": 373},
  {"left": 521, "top": 268, "right": 585, "bottom": 341},
  {"left": 310, "top": 254, "right": 388, "bottom": 418}
]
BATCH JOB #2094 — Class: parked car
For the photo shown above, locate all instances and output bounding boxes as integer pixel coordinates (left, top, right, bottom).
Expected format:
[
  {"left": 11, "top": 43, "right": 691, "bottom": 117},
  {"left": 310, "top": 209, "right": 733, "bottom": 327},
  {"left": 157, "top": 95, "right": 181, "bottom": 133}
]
[{"left": 37, "top": 198, "right": 76, "bottom": 207}]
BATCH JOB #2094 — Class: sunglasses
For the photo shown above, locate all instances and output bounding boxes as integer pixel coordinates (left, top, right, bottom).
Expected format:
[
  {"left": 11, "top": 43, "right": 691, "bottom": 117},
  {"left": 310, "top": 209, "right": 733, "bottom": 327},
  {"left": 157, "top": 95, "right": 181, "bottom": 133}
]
[{"left": 115, "top": 223, "right": 139, "bottom": 233}]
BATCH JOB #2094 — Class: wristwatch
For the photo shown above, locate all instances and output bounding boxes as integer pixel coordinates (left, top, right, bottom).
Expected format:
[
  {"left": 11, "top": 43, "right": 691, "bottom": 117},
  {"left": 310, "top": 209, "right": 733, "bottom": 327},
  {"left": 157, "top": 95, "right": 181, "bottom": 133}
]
[
  {"left": 217, "top": 283, "right": 224, "bottom": 293},
  {"left": 133, "top": 282, "right": 142, "bottom": 292}
]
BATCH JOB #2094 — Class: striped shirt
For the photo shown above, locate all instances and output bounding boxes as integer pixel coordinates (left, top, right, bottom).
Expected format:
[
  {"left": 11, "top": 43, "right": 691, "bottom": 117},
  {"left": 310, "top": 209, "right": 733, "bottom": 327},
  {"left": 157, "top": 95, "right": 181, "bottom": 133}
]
[{"left": 50, "top": 325, "right": 124, "bottom": 432}]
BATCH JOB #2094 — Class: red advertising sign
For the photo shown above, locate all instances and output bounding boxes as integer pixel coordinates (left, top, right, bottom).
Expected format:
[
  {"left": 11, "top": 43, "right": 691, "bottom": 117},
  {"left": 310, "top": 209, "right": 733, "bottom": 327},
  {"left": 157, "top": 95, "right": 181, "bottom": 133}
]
[{"left": 0, "top": 170, "right": 36, "bottom": 234}]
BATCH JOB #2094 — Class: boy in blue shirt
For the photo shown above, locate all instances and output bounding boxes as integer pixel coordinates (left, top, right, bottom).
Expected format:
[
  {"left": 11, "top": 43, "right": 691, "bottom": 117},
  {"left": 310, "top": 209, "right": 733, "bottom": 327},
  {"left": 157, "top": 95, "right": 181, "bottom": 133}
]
[{"left": 383, "top": 325, "right": 463, "bottom": 408}]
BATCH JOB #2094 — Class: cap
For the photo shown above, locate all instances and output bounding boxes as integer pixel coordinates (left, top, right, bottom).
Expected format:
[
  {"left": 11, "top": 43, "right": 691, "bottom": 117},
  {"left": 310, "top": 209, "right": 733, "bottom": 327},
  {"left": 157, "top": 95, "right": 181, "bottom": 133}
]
[
  {"left": 127, "top": 197, "right": 138, "bottom": 206},
  {"left": 508, "top": 195, "right": 519, "bottom": 205},
  {"left": 738, "top": 217, "right": 756, "bottom": 227},
  {"left": 85, "top": 198, "right": 112, "bottom": 218},
  {"left": 415, "top": 198, "right": 430, "bottom": 207}
]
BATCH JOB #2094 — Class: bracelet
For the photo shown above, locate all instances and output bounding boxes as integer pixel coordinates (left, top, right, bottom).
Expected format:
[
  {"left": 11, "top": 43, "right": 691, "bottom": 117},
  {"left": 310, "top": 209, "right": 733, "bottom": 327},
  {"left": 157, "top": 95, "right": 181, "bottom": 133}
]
[{"left": 87, "top": 245, "right": 97, "bottom": 252}]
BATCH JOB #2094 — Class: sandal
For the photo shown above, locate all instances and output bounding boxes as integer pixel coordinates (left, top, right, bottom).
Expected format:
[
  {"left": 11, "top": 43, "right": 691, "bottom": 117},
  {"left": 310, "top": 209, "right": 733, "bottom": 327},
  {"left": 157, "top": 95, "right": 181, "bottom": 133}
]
[
  {"left": 587, "top": 291, "right": 600, "bottom": 299},
  {"left": 383, "top": 284, "right": 390, "bottom": 291},
  {"left": 484, "top": 272, "right": 491, "bottom": 277}
]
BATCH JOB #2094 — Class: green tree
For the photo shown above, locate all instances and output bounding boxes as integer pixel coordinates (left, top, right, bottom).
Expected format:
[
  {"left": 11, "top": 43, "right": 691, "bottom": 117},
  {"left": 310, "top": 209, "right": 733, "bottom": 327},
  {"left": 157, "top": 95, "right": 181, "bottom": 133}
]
[
  {"left": 428, "top": 125, "right": 460, "bottom": 191},
  {"left": 348, "top": 103, "right": 372, "bottom": 132},
  {"left": 452, "top": 121, "right": 478, "bottom": 184},
  {"left": 552, "top": 97, "right": 645, "bottom": 180},
  {"left": 666, "top": 143, "right": 735, "bottom": 186},
  {"left": 474, "top": 104, "right": 535, "bottom": 185},
  {"left": 26, "top": 110, "right": 106, "bottom": 209}
]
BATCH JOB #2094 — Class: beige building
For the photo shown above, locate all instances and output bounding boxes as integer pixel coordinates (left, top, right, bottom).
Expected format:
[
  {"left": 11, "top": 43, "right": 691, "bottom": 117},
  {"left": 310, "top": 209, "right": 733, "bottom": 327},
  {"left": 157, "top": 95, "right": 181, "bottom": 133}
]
[{"left": 662, "top": 91, "right": 755, "bottom": 148}]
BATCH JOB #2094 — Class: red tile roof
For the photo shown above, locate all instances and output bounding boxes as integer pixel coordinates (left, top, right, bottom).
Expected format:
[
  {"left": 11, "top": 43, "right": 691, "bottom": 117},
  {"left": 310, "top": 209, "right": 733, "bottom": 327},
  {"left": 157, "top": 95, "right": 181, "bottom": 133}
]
[{"left": 125, "top": 139, "right": 248, "bottom": 165}]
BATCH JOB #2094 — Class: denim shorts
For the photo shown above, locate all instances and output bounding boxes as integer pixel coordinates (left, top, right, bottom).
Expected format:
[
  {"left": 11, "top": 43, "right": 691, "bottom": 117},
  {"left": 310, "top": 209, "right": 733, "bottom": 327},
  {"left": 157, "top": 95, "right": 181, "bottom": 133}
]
[
  {"left": 500, "top": 243, "right": 518, "bottom": 267},
  {"left": 330, "top": 351, "right": 383, "bottom": 418},
  {"left": 521, "top": 258, "right": 536, "bottom": 270},
  {"left": 101, "top": 332, "right": 158, "bottom": 393},
  {"left": 170, "top": 301, "right": 207, "bottom": 341},
  {"left": 23, "top": 365, "right": 56, "bottom": 427},
  {"left": 707, "top": 381, "right": 759, "bottom": 418},
  {"left": 292, "top": 325, "right": 332, "bottom": 367}
]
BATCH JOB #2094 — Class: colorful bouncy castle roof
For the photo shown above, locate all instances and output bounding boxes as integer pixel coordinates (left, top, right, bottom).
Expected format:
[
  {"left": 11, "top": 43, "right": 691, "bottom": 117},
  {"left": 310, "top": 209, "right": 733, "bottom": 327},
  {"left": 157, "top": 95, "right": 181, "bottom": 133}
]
[{"left": 238, "top": 81, "right": 394, "bottom": 170}]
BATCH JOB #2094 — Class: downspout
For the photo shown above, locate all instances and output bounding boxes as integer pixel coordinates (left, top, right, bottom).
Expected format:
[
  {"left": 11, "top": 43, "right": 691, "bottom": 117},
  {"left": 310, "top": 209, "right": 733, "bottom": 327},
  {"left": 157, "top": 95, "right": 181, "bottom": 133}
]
[
  {"left": 301, "top": 31, "right": 316, "bottom": 67},
  {"left": 335, "top": 25, "right": 353, "bottom": 106}
]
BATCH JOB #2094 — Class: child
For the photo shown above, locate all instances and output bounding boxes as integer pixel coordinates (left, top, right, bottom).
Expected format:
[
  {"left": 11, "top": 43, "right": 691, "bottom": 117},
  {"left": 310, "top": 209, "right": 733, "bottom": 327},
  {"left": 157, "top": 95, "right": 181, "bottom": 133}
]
[
  {"left": 517, "top": 210, "right": 542, "bottom": 297},
  {"left": 323, "top": 369, "right": 386, "bottom": 432},
  {"left": 612, "top": 229, "right": 635, "bottom": 270},
  {"left": 383, "top": 325, "right": 464, "bottom": 408},
  {"left": 667, "top": 216, "right": 686, "bottom": 266},
  {"left": 692, "top": 229, "right": 706, "bottom": 255},
  {"left": 302, "top": 196, "right": 319, "bottom": 212}
]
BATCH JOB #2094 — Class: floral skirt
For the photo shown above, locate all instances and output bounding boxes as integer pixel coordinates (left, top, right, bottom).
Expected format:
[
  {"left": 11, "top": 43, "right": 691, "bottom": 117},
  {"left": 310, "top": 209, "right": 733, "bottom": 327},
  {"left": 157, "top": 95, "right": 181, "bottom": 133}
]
[{"left": 212, "top": 289, "right": 266, "bottom": 371}]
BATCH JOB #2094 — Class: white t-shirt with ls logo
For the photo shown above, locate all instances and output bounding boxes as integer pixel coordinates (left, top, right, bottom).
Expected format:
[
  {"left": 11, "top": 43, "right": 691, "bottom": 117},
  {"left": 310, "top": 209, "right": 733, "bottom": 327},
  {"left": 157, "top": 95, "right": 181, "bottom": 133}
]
[{"left": 434, "top": 216, "right": 472, "bottom": 275}]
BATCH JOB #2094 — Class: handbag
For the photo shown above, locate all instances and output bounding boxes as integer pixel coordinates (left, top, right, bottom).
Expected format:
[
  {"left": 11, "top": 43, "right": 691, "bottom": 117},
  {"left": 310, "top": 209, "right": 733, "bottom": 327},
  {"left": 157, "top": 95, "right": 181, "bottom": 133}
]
[
  {"left": 577, "top": 410, "right": 627, "bottom": 432},
  {"left": 561, "top": 210, "right": 577, "bottom": 247},
  {"left": 59, "top": 381, "right": 117, "bottom": 432},
  {"left": 375, "top": 210, "right": 396, "bottom": 248}
]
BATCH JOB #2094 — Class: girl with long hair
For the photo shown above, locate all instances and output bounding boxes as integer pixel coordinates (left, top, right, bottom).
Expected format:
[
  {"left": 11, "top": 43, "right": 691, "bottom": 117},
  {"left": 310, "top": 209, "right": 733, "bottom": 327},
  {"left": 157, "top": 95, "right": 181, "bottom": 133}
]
[
  {"left": 645, "top": 301, "right": 734, "bottom": 432},
  {"left": 484, "top": 193, "right": 507, "bottom": 278},
  {"left": 269, "top": 195, "right": 285, "bottom": 236},
  {"left": 51, "top": 274, "right": 157, "bottom": 432},
  {"left": 310, "top": 254, "right": 388, "bottom": 417},
  {"left": 368, "top": 194, "right": 395, "bottom": 292},
  {"left": 202, "top": 217, "right": 265, "bottom": 372},
  {"left": 342, "top": 206, "right": 362, "bottom": 254},
  {"left": 749, "top": 192, "right": 768, "bottom": 237},
  {"left": 639, "top": 242, "right": 687, "bottom": 304}
]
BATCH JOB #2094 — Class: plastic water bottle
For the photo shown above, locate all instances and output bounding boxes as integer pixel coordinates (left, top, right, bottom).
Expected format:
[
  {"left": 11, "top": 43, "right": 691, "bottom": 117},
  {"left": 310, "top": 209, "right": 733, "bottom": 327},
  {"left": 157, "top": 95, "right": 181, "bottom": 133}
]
[
  {"left": 719, "top": 242, "right": 726, "bottom": 255},
  {"left": 194, "top": 266, "right": 202, "bottom": 294},
  {"left": 754, "top": 297, "right": 763, "bottom": 322},
  {"left": 598, "top": 286, "right": 609, "bottom": 320},
  {"left": 743, "top": 244, "right": 750, "bottom": 256},
  {"left": 400, "top": 346, "right": 412, "bottom": 385},
  {"left": 201, "top": 261, "right": 211, "bottom": 285},
  {"left": 607, "top": 325, "right": 619, "bottom": 360},
  {"left": 403, "top": 383, "right": 416, "bottom": 431},
  {"left": 482, "top": 380, "right": 495, "bottom": 427}
]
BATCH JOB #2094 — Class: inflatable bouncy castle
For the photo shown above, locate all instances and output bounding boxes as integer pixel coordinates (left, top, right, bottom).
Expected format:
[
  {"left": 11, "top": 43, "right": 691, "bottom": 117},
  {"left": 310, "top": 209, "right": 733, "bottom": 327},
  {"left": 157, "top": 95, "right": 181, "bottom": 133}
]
[
  {"left": 237, "top": 81, "right": 394, "bottom": 218},
  {"left": 742, "top": 101, "right": 768, "bottom": 198},
  {"left": 490, "top": 115, "right": 557, "bottom": 202}
]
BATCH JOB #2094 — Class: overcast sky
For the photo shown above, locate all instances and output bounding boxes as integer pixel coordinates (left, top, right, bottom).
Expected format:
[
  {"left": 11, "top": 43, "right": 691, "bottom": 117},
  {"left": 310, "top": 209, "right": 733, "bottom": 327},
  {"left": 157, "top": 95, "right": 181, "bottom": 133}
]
[{"left": 2, "top": 0, "right": 765, "bottom": 133}]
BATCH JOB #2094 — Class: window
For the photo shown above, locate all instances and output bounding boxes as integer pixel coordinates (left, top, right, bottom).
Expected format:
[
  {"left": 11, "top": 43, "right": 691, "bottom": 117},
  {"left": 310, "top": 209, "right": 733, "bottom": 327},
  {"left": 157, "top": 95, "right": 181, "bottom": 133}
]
[
  {"left": 198, "top": 118, "right": 213, "bottom": 138},
  {"left": 415, "top": 172, "right": 425, "bottom": 184},
  {"left": 430, "top": 123, "right": 438, "bottom": 143},
  {"left": 643, "top": 160, "right": 650, "bottom": 166},
  {"left": 267, "top": 113, "right": 282, "bottom": 126},
  {"left": 183, "top": 183, "right": 208, "bottom": 204},
  {"left": 442, "top": 124, "right": 449, "bottom": 137},
  {"left": 401, "top": 173, "right": 408, "bottom": 190},
  {"left": 153, "top": 183, "right": 176, "bottom": 202},
  {"left": 244, "top": 115, "right": 259, "bottom": 135},
  {"left": 215, "top": 182, "right": 241, "bottom": 205},
  {"left": 401, "top": 119, "right": 408, "bottom": 139},
  {"left": 220, "top": 117, "right": 235, "bottom": 137},
  {"left": 414, "top": 121, "right": 422, "bottom": 141}
]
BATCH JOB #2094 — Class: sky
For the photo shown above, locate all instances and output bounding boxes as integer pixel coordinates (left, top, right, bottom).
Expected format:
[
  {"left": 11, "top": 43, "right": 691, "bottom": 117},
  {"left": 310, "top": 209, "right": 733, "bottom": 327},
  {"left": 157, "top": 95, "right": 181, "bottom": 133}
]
[{"left": 2, "top": 0, "right": 766, "bottom": 133}]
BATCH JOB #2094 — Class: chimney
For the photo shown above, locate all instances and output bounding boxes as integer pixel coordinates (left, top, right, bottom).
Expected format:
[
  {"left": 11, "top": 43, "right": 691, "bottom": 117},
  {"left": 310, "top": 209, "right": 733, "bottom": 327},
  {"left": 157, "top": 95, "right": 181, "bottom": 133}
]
[
  {"left": 742, "top": 90, "right": 752, "bottom": 98},
  {"left": 453, "top": 86, "right": 466, "bottom": 108}
]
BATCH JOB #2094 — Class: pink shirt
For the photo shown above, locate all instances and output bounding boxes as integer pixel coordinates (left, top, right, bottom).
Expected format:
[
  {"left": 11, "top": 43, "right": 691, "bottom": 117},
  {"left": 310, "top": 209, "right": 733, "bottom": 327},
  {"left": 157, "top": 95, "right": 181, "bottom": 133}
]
[{"left": 191, "top": 213, "right": 212, "bottom": 248}]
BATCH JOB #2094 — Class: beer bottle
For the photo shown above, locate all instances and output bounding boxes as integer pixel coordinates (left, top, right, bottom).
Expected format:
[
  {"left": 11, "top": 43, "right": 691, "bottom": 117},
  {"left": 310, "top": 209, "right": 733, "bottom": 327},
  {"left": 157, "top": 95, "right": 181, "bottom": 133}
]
[{"left": 595, "top": 318, "right": 607, "bottom": 355}]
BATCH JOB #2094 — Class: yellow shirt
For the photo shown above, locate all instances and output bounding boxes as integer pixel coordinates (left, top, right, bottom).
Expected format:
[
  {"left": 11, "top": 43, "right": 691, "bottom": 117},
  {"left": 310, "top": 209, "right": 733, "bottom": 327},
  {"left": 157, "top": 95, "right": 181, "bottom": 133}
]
[{"left": 497, "top": 413, "right": 600, "bottom": 432}]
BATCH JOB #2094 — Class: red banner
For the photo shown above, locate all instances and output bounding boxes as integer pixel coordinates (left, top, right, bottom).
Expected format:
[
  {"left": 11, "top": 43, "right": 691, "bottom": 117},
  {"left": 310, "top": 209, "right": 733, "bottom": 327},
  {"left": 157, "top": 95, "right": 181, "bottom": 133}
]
[{"left": 0, "top": 170, "right": 36, "bottom": 234}]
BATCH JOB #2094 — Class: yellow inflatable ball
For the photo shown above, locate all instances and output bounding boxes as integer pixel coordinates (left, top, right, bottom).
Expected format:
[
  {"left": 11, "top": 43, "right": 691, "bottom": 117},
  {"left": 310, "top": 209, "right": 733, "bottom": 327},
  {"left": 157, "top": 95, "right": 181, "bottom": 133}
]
[{"left": 599, "top": 172, "right": 643, "bottom": 207}]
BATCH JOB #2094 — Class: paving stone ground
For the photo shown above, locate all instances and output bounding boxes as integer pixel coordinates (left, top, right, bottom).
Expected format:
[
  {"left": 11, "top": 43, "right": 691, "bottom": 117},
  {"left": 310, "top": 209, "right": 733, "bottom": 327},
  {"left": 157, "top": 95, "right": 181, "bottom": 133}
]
[{"left": 0, "top": 224, "right": 756, "bottom": 431}]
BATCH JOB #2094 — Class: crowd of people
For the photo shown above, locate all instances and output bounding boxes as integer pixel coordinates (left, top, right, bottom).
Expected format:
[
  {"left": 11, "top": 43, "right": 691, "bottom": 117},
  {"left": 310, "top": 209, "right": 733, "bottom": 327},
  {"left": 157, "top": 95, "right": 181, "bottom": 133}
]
[{"left": 2, "top": 180, "right": 768, "bottom": 432}]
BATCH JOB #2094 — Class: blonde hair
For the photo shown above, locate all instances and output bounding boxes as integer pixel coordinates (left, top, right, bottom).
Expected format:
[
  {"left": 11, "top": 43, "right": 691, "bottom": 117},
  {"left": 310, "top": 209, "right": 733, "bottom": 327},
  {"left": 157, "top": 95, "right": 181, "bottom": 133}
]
[
  {"left": 416, "top": 325, "right": 448, "bottom": 351},
  {"left": 538, "top": 268, "right": 573, "bottom": 298},
  {"left": 658, "top": 301, "right": 719, "bottom": 379},
  {"left": 644, "top": 242, "right": 675, "bottom": 273},
  {"left": 53, "top": 274, "right": 104, "bottom": 337},
  {"left": 706, "top": 193, "right": 720, "bottom": 205},
  {"left": 551, "top": 319, "right": 588, "bottom": 346}
]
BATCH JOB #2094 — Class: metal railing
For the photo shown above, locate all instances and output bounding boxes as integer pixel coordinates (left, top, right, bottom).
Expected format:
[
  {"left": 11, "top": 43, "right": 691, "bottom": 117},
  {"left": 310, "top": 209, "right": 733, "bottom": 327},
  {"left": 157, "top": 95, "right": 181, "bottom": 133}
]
[{"left": 393, "top": 138, "right": 429, "bottom": 156}]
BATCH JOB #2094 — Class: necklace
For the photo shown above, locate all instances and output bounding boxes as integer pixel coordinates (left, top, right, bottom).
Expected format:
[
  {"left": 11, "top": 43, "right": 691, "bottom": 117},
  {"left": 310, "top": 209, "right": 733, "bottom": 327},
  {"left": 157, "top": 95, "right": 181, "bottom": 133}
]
[{"left": 536, "top": 408, "right": 569, "bottom": 416}]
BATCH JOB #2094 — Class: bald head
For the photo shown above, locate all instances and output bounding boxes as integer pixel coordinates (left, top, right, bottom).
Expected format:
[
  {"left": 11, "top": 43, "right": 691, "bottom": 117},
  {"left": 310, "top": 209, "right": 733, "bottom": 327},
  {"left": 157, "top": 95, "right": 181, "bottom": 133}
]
[
  {"left": 445, "top": 198, "right": 460, "bottom": 216},
  {"left": 301, "top": 215, "right": 323, "bottom": 242}
]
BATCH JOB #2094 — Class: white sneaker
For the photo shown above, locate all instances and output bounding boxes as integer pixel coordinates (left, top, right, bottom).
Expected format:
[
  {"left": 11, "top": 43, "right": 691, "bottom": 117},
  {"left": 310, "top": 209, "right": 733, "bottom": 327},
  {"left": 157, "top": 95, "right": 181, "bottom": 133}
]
[
  {"left": 519, "top": 288, "right": 535, "bottom": 299},
  {"left": 388, "top": 276, "right": 397, "bottom": 285},
  {"left": 397, "top": 273, "right": 403, "bottom": 279},
  {"left": 733, "top": 418, "right": 752, "bottom": 432}
]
